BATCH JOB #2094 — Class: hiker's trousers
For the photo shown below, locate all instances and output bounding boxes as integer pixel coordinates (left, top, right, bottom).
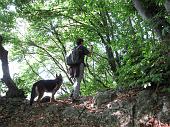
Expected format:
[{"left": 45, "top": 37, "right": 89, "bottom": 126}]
[{"left": 73, "top": 63, "right": 84, "bottom": 99}]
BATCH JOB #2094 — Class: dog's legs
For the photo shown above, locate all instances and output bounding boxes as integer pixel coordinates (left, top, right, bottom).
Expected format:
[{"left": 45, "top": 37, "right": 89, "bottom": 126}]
[
  {"left": 37, "top": 92, "right": 44, "bottom": 104},
  {"left": 51, "top": 90, "right": 57, "bottom": 102}
]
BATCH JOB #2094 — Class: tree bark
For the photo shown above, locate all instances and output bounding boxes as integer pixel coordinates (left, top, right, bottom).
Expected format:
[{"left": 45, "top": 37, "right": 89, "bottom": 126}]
[
  {"left": 0, "top": 35, "right": 25, "bottom": 98},
  {"left": 89, "top": 19, "right": 117, "bottom": 73},
  {"left": 164, "top": 0, "right": 170, "bottom": 13},
  {"left": 99, "top": 9, "right": 117, "bottom": 73},
  {"left": 105, "top": 44, "right": 117, "bottom": 72},
  {"left": 133, "top": 0, "right": 170, "bottom": 84},
  {"left": 133, "top": 0, "right": 170, "bottom": 40}
]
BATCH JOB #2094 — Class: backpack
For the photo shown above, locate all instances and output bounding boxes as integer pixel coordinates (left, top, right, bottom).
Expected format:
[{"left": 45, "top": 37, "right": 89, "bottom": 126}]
[{"left": 66, "top": 46, "right": 81, "bottom": 66}]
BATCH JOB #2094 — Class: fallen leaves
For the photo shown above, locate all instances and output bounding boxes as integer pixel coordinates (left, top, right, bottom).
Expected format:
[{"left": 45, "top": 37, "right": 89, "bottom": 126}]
[{"left": 146, "top": 117, "right": 170, "bottom": 127}]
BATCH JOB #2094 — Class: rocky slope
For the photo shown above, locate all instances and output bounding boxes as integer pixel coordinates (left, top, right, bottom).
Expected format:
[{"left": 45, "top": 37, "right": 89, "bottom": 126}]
[{"left": 0, "top": 87, "right": 170, "bottom": 127}]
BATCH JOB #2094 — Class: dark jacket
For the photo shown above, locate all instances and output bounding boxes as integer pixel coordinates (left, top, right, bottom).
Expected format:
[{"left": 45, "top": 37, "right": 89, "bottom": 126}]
[
  {"left": 78, "top": 45, "right": 90, "bottom": 64},
  {"left": 69, "top": 45, "right": 90, "bottom": 78}
]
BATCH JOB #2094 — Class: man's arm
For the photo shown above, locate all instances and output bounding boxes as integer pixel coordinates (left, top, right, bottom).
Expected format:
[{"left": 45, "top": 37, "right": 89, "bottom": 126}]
[{"left": 82, "top": 45, "right": 93, "bottom": 56}]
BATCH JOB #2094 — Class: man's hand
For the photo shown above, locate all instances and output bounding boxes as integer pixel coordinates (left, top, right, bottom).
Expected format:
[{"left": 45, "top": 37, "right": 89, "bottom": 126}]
[{"left": 90, "top": 44, "right": 93, "bottom": 50}]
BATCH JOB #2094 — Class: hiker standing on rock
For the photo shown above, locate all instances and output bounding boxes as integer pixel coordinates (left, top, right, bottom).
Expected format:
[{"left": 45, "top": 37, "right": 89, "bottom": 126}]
[{"left": 66, "top": 38, "right": 93, "bottom": 102}]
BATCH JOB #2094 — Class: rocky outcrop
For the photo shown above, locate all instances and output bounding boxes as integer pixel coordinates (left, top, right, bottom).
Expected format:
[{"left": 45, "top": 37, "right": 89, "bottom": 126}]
[
  {"left": 93, "top": 88, "right": 170, "bottom": 127},
  {"left": 0, "top": 88, "right": 170, "bottom": 127}
]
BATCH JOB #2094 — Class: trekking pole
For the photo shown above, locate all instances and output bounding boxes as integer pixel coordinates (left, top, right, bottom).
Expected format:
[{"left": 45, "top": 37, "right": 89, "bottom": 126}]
[{"left": 90, "top": 42, "right": 95, "bottom": 81}]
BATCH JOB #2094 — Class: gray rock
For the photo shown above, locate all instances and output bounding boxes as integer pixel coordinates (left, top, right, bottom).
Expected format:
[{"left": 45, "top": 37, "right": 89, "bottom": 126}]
[{"left": 93, "top": 90, "right": 117, "bottom": 108}]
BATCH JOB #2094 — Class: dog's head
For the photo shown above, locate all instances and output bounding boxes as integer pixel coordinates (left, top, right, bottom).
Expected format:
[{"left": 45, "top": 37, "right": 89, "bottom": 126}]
[{"left": 56, "top": 73, "right": 63, "bottom": 85}]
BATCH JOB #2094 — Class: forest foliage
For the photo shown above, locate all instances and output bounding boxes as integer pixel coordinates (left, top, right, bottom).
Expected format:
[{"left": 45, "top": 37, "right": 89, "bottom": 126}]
[{"left": 0, "top": 0, "right": 170, "bottom": 97}]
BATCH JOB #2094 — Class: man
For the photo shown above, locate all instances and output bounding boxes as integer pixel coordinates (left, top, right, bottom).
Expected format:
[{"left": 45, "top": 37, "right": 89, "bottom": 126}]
[{"left": 70, "top": 38, "right": 93, "bottom": 102}]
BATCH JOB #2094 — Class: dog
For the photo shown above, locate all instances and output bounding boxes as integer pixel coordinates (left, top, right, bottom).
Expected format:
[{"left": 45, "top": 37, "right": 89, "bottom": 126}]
[{"left": 30, "top": 74, "right": 63, "bottom": 105}]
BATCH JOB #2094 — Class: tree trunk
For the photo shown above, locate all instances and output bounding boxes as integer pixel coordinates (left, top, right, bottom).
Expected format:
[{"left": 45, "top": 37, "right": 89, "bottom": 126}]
[
  {"left": 97, "top": 31, "right": 117, "bottom": 73},
  {"left": 164, "top": 0, "right": 170, "bottom": 13},
  {"left": 133, "top": 0, "right": 170, "bottom": 84},
  {"left": 133, "top": 0, "right": 170, "bottom": 40},
  {"left": 89, "top": 18, "right": 117, "bottom": 73},
  {"left": 99, "top": 9, "right": 117, "bottom": 73},
  {"left": 105, "top": 44, "right": 117, "bottom": 72},
  {"left": 0, "top": 35, "right": 25, "bottom": 98}
]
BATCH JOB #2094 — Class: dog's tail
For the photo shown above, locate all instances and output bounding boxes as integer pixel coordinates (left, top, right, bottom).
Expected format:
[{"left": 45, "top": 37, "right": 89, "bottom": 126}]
[{"left": 30, "top": 84, "right": 37, "bottom": 106}]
